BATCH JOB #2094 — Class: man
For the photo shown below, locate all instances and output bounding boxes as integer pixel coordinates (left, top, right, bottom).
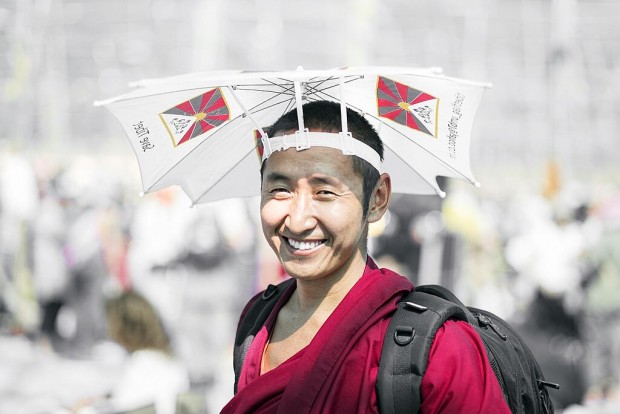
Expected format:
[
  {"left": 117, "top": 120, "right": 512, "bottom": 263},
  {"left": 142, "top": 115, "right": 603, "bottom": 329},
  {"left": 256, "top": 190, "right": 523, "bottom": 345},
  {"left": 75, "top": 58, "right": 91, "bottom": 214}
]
[{"left": 222, "top": 101, "right": 510, "bottom": 413}]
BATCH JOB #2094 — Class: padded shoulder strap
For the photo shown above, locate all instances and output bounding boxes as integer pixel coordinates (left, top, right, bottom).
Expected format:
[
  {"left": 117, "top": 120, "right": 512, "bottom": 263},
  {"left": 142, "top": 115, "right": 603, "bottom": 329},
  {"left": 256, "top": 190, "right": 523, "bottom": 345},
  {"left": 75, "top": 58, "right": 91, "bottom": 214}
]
[
  {"left": 233, "top": 278, "right": 295, "bottom": 393},
  {"left": 415, "top": 284, "right": 477, "bottom": 325},
  {"left": 376, "top": 289, "right": 469, "bottom": 414}
]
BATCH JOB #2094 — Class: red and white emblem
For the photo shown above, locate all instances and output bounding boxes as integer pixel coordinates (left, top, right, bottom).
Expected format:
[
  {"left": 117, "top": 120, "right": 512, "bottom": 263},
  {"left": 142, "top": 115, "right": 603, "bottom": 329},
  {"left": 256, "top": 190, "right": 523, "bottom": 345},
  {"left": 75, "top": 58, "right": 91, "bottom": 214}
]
[
  {"left": 160, "top": 87, "right": 230, "bottom": 147},
  {"left": 377, "top": 76, "right": 439, "bottom": 138}
]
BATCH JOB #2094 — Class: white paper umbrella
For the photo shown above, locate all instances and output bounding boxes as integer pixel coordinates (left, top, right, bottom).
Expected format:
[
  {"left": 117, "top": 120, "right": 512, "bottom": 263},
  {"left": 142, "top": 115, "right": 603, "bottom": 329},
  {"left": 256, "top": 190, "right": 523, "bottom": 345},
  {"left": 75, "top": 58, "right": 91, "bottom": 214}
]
[{"left": 95, "top": 67, "right": 491, "bottom": 204}]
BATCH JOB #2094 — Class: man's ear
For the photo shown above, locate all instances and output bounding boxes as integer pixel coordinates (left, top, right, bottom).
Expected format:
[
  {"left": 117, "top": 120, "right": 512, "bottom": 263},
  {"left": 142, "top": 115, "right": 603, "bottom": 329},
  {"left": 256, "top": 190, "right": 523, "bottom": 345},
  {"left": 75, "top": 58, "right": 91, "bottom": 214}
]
[{"left": 367, "top": 173, "right": 391, "bottom": 224}]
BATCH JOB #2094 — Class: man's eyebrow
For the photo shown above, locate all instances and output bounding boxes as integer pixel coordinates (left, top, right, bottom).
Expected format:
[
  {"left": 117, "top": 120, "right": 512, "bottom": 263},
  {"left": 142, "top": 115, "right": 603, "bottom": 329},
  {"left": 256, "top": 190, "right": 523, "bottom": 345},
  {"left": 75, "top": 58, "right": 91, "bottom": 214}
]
[
  {"left": 309, "top": 175, "right": 342, "bottom": 186},
  {"left": 263, "top": 172, "right": 290, "bottom": 182}
]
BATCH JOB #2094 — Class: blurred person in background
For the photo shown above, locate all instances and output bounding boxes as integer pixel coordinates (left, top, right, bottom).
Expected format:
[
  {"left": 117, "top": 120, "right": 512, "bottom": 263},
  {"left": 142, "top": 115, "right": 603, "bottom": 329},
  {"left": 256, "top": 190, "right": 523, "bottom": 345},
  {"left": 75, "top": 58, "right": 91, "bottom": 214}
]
[
  {"left": 126, "top": 187, "right": 257, "bottom": 412},
  {"left": 75, "top": 290, "right": 190, "bottom": 414},
  {"left": 31, "top": 171, "right": 71, "bottom": 350},
  {"left": 504, "top": 190, "right": 598, "bottom": 409},
  {"left": 59, "top": 160, "right": 127, "bottom": 356},
  {"left": 580, "top": 193, "right": 620, "bottom": 404},
  {"left": 0, "top": 151, "right": 40, "bottom": 333}
]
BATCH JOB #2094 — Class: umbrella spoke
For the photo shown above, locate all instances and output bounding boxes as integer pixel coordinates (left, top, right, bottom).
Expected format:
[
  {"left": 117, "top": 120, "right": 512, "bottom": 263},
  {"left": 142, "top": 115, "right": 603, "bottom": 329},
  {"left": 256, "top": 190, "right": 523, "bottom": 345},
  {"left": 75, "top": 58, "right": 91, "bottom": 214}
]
[
  {"left": 305, "top": 75, "right": 364, "bottom": 97},
  {"left": 247, "top": 97, "right": 295, "bottom": 117},
  {"left": 304, "top": 76, "right": 337, "bottom": 94},
  {"left": 282, "top": 97, "right": 296, "bottom": 117},
  {"left": 262, "top": 78, "right": 295, "bottom": 93},
  {"left": 232, "top": 87, "right": 294, "bottom": 96},
  {"left": 191, "top": 145, "right": 257, "bottom": 206},
  {"left": 233, "top": 79, "right": 298, "bottom": 117}
]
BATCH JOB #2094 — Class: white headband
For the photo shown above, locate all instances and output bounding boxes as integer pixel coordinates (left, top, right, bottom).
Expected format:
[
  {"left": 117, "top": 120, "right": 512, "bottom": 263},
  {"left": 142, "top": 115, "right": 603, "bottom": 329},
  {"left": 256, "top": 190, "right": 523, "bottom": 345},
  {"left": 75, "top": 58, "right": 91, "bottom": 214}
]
[{"left": 260, "top": 131, "right": 382, "bottom": 173}]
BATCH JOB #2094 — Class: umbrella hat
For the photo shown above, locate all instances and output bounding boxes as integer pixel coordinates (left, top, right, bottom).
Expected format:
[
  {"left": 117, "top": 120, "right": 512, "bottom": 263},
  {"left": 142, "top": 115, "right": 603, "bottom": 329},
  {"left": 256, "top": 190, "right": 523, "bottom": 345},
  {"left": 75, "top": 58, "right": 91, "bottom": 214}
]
[{"left": 95, "top": 67, "right": 491, "bottom": 204}]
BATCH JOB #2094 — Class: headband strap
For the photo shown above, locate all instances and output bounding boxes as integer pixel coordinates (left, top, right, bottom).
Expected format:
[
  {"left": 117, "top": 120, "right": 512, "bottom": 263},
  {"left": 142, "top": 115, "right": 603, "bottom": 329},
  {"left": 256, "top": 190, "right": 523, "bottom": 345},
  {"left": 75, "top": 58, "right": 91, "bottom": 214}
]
[{"left": 261, "top": 131, "right": 382, "bottom": 173}]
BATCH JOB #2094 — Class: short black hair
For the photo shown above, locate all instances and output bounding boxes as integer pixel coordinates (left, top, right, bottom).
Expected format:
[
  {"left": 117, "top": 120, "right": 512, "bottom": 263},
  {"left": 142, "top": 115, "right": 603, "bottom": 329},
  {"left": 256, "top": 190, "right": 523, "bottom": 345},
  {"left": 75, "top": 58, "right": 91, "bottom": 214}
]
[{"left": 265, "top": 100, "right": 384, "bottom": 217}]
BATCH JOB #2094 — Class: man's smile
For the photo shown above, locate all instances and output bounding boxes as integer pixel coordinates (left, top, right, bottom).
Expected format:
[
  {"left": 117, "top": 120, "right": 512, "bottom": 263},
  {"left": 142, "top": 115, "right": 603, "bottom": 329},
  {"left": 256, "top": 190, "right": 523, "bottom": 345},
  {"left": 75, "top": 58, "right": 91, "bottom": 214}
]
[{"left": 284, "top": 236, "right": 326, "bottom": 251}]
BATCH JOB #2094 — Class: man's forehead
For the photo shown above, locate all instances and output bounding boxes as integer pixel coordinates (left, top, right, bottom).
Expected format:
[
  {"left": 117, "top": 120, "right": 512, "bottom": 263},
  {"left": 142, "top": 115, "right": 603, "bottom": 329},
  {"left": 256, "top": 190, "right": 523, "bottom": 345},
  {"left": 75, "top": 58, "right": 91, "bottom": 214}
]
[{"left": 264, "top": 146, "right": 353, "bottom": 168}]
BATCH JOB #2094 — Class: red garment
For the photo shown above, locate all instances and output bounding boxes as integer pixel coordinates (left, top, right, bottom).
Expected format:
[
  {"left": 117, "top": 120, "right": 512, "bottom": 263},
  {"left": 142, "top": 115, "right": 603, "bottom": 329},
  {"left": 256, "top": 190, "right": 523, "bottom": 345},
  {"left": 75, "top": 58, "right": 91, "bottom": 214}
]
[{"left": 222, "top": 260, "right": 511, "bottom": 414}]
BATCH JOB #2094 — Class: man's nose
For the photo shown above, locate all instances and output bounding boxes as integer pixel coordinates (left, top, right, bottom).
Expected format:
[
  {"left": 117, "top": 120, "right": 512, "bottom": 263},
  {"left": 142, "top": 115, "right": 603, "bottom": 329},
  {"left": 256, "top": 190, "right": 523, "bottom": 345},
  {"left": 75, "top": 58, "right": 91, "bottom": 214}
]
[{"left": 285, "top": 194, "right": 317, "bottom": 233}]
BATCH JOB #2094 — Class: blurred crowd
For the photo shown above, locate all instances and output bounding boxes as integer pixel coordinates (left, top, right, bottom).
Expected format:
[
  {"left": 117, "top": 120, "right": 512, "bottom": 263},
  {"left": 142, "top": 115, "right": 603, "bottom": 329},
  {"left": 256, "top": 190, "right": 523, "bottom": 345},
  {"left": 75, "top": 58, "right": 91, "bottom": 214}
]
[
  {"left": 0, "top": 150, "right": 265, "bottom": 413},
  {"left": 1, "top": 150, "right": 620, "bottom": 413}
]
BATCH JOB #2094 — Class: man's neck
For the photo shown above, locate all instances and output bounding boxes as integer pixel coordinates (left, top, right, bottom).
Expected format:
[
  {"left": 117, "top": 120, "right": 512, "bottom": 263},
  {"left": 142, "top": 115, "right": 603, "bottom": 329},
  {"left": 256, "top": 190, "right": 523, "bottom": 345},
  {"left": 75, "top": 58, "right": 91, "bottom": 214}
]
[
  {"left": 261, "top": 251, "right": 369, "bottom": 374},
  {"left": 293, "top": 251, "right": 368, "bottom": 315}
]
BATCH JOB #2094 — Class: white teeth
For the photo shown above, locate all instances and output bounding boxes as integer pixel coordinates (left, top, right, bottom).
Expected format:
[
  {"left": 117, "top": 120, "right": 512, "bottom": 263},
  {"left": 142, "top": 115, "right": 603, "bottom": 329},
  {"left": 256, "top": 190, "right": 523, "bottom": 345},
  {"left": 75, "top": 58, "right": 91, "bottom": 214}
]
[{"left": 287, "top": 238, "right": 324, "bottom": 251}]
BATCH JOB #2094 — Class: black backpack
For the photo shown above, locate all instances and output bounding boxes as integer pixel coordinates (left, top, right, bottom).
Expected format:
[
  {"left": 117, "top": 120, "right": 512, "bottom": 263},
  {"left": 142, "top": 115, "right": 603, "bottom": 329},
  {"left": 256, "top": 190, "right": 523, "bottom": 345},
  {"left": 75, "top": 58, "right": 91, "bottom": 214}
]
[
  {"left": 377, "top": 285, "right": 558, "bottom": 414},
  {"left": 233, "top": 280, "right": 559, "bottom": 413}
]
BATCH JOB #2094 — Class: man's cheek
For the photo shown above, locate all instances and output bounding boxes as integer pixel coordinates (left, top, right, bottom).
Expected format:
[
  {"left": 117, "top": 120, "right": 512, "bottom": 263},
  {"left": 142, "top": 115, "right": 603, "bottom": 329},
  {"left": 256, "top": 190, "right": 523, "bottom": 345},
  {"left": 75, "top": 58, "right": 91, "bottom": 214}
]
[{"left": 261, "top": 202, "right": 288, "bottom": 225}]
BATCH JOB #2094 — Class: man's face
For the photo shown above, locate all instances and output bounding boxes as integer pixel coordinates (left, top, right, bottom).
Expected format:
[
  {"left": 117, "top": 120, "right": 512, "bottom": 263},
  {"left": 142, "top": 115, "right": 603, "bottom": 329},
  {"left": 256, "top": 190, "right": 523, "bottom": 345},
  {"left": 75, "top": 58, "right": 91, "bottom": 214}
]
[{"left": 260, "top": 146, "right": 368, "bottom": 282}]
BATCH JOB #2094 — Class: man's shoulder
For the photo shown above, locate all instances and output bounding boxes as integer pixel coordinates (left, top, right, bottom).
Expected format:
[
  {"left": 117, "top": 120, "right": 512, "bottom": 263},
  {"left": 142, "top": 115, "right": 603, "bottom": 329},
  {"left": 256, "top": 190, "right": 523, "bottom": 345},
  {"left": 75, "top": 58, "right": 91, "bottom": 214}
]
[
  {"left": 421, "top": 320, "right": 512, "bottom": 412},
  {"left": 427, "top": 318, "right": 488, "bottom": 368},
  {"left": 237, "top": 278, "right": 295, "bottom": 330}
]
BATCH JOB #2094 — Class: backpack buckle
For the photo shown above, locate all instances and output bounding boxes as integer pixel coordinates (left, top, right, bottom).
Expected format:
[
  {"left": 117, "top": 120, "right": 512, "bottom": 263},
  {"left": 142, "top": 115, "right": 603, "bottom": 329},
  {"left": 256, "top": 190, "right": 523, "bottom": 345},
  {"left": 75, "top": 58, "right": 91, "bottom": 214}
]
[
  {"left": 394, "top": 325, "right": 415, "bottom": 346},
  {"left": 262, "top": 284, "right": 278, "bottom": 300}
]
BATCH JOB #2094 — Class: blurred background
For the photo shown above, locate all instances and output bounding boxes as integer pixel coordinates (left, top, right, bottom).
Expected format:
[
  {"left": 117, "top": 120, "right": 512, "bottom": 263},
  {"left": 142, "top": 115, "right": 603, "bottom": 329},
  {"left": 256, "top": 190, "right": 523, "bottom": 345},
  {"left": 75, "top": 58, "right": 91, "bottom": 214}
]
[{"left": 1, "top": 0, "right": 619, "bottom": 412}]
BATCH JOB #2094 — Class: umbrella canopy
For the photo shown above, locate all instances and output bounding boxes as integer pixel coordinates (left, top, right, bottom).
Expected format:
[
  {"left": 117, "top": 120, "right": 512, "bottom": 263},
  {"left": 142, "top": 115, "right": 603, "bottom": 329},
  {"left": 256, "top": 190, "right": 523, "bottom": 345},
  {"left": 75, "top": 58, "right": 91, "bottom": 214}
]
[{"left": 95, "top": 67, "right": 491, "bottom": 204}]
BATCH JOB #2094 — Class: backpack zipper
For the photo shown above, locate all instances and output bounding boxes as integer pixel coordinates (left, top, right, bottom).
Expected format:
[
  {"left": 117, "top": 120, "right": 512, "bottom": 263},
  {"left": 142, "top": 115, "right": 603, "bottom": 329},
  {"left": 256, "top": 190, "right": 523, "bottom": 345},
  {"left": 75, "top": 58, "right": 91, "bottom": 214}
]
[{"left": 475, "top": 313, "right": 508, "bottom": 340}]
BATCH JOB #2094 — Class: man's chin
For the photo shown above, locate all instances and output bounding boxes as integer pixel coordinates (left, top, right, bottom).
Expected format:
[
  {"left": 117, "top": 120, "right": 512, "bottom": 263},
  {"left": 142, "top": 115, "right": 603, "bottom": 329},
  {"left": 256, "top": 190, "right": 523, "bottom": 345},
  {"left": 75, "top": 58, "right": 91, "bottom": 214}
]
[{"left": 280, "top": 260, "right": 326, "bottom": 281}]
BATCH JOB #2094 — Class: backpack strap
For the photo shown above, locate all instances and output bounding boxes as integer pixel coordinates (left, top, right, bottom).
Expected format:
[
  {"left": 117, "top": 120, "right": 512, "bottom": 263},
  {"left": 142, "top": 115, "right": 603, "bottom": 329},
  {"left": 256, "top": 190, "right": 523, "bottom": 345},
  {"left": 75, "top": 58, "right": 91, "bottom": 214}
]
[
  {"left": 376, "top": 288, "right": 469, "bottom": 414},
  {"left": 415, "top": 284, "right": 478, "bottom": 325},
  {"left": 233, "top": 278, "right": 295, "bottom": 393}
]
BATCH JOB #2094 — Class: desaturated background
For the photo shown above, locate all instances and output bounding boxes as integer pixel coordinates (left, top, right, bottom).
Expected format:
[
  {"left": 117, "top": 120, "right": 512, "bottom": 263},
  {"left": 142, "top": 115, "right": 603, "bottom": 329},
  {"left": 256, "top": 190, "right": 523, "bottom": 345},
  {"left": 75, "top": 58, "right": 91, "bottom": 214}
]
[{"left": 1, "top": 0, "right": 619, "bottom": 413}]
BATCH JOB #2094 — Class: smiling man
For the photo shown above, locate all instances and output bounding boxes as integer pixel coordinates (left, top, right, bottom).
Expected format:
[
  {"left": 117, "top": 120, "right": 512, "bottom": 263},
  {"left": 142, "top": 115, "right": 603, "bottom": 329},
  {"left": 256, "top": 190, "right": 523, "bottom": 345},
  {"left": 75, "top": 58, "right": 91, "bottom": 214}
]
[{"left": 222, "top": 101, "right": 510, "bottom": 414}]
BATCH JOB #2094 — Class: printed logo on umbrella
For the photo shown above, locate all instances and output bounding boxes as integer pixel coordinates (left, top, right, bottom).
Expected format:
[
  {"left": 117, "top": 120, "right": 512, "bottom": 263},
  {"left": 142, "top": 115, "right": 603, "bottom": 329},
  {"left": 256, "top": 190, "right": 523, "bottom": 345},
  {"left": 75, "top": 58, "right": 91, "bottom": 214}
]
[
  {"left": 159, "top": 88, "right": 230, "bottom": 147},
  {"left": 377, "top": 76, "right": 439, "bottom": 138},
  {"left": 254, "top": 129, "right": 265, "bottom": 162}
]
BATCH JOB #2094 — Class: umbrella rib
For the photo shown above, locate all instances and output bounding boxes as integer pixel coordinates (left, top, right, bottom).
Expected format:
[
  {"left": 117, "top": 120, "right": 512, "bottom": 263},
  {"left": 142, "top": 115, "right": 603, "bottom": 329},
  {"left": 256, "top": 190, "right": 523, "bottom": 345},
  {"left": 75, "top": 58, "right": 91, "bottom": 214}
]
[
  {"left": 304, "top": 76, "right": 337, "bottom": 92},
  {"left": 306, "top": 90, "right": 472, "bottom": 185},
  {"left": 233, "top": 87, "right": 295, "bottom": 96},
  {"left": 232, "top": 88, "right": 295, "bottom": 113},
  {"left": 274, "top": 77, "right": 295, "bottom": 84},
  {"left": 282, "top": 96, "right": 296, "bottom": 116},
  {"left": 304, "top": 76, "right": 364, "bottom": 98},
  {"left": 249, "top": 97, "right": 295, "bottom": 116},
  {"left": 262, "top": 78, "right": 295, "bottom": 91},
  {"left": 236, "top": 78, "right": 297, "bottom": 116},
  {"left": 264, "top": 78, "right": 312, "bottom": 116},
  {"left": 260, "top": 78, "right": 297, "bottom": 100},
  {"left": 307, "top": 75, "right": 362, "bottom": 90},
  {"left": 190, "top": 145, "right": 257, "bottom": 206}
]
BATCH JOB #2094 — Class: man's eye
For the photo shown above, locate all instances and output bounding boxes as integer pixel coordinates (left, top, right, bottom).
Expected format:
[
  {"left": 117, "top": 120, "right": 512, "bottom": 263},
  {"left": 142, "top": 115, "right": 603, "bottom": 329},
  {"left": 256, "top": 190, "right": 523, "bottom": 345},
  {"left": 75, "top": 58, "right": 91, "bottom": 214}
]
[
  {"left": 270, "top": 188, "right": 290, "bottom": 194},
  {"left": 316, "top": 190, "right": 336, "bottom": 197}
]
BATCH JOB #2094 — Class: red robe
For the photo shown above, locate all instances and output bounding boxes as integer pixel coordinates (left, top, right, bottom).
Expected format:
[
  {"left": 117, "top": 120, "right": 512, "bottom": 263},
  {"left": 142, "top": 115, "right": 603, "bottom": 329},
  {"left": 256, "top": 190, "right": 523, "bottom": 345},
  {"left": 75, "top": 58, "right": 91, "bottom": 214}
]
[{"left": 222, "top": 259, "right": 511, "bottom": 414}]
